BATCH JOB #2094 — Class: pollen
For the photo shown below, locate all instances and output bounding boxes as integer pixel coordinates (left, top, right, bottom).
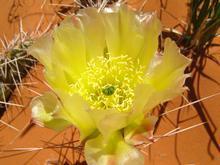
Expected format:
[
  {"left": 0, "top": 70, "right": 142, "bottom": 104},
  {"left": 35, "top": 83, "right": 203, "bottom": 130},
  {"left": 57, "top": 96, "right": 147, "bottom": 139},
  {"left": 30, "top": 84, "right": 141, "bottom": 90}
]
[{"left": 70, "top": 55, "right": 144, "bottom": 112}]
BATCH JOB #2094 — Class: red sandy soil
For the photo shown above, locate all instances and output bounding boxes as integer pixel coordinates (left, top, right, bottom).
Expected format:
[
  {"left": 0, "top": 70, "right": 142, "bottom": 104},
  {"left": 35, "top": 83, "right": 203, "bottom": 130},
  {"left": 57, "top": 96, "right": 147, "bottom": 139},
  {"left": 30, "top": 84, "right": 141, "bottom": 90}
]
[{"left": 0, "top": 0, "right": 219, "bottom": 164}]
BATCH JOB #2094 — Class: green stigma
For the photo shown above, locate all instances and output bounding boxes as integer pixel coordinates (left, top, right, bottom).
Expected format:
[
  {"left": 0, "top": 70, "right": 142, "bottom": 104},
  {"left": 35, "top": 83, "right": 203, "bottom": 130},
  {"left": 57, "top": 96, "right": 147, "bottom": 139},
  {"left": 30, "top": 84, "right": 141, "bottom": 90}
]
[
  {"left": 70, "top": 55, "right": 144, "bottom": 112},
  {"left": 102, "top": 85, "right": 116, "bottom": 96}
]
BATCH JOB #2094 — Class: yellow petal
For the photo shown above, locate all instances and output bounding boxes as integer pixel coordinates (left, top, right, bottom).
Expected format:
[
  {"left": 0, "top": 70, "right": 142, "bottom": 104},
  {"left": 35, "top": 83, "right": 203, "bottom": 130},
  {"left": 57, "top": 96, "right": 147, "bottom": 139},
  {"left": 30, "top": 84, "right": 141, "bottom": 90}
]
[
  {"left": 28, "top": 34, "right": 53, "bottom": 70},
  {"left": 84, "top": 132, "right": 144, "bottom": 165},
  {"left": 89, "top": 109, "right": 129, "bottom": 137},
  {"left": 102, "top": 5, "right": 144, "bottom": 58},
  {"left": 44, "top": 65, "right": 70, "bottom": 93},
  {"left": 118, "top": 5, "right": 144, "bottom": 58},
  {"left": 102, "top": 11, "right": 120, "bottom": 56},
  {"left": 52, "top": 18, "right": 87, "bottom": 81},
  {"left": 143, "top": 38, "right": 191, "bottom": 110},
  {"left": 79, "top": 8, "right": 106, "bottom": 61},
  {"left": 138, "top": 13, "right": 162, "bottom": 70},
  {"left": 102, "top": 5, "right": 161, "bottom": 69},
  {"left": 31, "top": 92, "right": 71, "bottom": 131},
  {"left": 59, "top": 93, "right": 96, "bottom": 140},
  {"left": 132, "top": 83, "right": 154, "bottom": 115},
  {"left": 124, "top": 116, "right": 158, "bottom": 145},
  {"left": 116, "top": 140, "right": 144, "bottom": 165}
]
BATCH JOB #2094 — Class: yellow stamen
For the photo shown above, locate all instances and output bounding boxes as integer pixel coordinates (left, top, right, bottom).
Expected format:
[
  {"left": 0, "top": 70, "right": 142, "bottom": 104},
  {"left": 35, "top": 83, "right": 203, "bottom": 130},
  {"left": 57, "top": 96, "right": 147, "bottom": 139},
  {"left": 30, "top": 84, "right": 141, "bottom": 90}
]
[{"left": 70, "top": 55, "right": 144, "bottom": 112}]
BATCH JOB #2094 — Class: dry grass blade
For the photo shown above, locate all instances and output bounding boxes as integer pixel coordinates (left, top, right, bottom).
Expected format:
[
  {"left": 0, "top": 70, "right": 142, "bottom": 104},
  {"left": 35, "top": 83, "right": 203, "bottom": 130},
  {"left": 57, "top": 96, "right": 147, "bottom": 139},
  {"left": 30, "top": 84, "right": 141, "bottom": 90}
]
[
  {"left": 41, "top": 0, "right": 47, "bottom": 9},
  {"left": 98, "top": 0, "right": 109, "bottom": 12},
  {"left": 0, "top": 56, "right": 28, "bottom": 67},
  {"left": 1, "top": 147, "right": 43, "bottom": 152},
  {"left": 0, "top": 119, "right": 19, "bottom": 131},
  {"left": 139, "top": 122, "right": 205, "bottom": 148},
  {"left": 0, "top": 101, "right": 24, "bottom": 107},
  {"left": 167, "top": 122, "right": 205, "bottom": 136},
  {"left": 161, "top": 92, "right": 220, "bottom": 116},
  {"left": 49, "top": 4, "right": 75, "bottom": 7}
]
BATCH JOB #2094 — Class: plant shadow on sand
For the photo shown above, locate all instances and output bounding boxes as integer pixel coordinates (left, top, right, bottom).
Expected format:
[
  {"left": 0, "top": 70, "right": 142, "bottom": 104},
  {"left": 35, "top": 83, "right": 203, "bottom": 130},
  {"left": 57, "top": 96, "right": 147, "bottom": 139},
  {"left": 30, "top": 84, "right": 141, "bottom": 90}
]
[{"left": 151, "top": 0, "right": 220, "bottom": 163}]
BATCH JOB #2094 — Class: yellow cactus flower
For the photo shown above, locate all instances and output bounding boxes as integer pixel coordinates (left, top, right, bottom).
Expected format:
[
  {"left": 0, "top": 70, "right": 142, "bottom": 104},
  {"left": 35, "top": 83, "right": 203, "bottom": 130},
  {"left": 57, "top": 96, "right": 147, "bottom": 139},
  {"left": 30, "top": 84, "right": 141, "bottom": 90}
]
[{"left": 28, "top": 4, "right": 190, "bottom": 165}]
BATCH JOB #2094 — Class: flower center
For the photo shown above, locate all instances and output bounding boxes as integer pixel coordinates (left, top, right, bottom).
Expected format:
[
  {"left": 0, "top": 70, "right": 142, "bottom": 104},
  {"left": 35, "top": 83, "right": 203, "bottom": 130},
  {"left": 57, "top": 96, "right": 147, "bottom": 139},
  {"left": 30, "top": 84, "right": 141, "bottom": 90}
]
[
  {"left": 70, "top": 55, "right": 144, "bottom": 112},
  {"left": 102, "top": 85, "right": 116, "bottom": 96}
]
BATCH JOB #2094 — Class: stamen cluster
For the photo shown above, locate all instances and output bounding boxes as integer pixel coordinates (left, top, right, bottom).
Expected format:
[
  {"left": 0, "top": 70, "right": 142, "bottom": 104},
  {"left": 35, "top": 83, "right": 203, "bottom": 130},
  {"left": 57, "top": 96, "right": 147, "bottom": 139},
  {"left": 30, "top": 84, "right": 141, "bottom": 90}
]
[{"left": 71, "top": 55, "right": 144, "bottom": 112}]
